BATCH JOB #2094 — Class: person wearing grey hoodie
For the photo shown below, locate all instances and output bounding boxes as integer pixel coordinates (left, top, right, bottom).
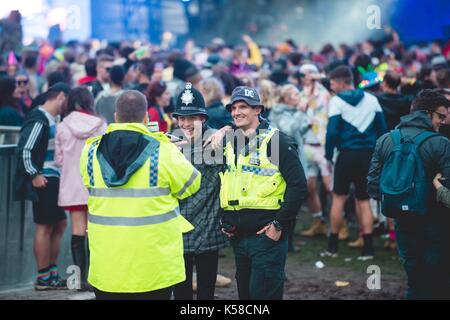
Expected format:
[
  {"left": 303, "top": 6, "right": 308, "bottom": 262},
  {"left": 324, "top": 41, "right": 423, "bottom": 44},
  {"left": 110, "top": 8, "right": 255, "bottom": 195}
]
[
  {"left": 268, "top": 84, "right": 308, "bottom": 252},
  {"left": 269, "top": 84, "right": 309, "bottom": 169}
]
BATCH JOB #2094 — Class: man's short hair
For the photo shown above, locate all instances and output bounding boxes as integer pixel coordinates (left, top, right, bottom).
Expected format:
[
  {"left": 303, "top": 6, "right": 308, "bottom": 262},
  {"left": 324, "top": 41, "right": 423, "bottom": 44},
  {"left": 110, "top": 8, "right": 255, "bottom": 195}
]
[
  {"left": 383, "top": 70, "right": 401, "bottom": 90},
  {"left": 436, "top": 68, "right": 450, "bottom": 89},
  {"left": 115, "top": 90, "right": 148, "bottom": 123},
  {"left": 24, "top": 54, "right": 38, "bottom": 69},
  {"left": 329, "top": 65, "right": 353, "bottom": 85},
  {"left": 412, "top": 89, "right": 450, "bottom": 112},
  {"left": 84, "top": 58, "right": 97, "bottom": 77},
  {"left": 110, "top": 65, "right": 125, "bottom": 86},
  {"left": 46, "top": 82, "right": 71, "bottom": 101},
  {"left": 97, "top": 54, "right": 114, "bottom": 64},
  {"left": 137, "top": 58, "right": 154, "bottom": 79}
]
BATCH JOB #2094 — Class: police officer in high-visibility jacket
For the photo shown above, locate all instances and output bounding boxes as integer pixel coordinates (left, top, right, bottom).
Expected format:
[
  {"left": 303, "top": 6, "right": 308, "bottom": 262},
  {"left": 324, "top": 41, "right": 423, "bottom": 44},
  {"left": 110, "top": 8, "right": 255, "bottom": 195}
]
[
  {"left": 218, "top": 86, "right": 308, "bottom": 300},
  {"left": 80, "top": 90, "right": 201, "bottom": 300}
]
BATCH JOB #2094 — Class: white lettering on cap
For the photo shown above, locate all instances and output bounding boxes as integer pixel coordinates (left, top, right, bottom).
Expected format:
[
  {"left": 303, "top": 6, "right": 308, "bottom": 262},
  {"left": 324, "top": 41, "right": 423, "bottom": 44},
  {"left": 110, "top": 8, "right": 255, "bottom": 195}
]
[{"left": 244, "top": 89, "right": 255, "bottom": 98}]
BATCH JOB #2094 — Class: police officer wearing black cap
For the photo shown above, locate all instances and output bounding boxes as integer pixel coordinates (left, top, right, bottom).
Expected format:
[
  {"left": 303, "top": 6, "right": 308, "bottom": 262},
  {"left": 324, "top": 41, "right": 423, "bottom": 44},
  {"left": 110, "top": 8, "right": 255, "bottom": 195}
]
[
  {"left": 173, "top": 82, "right": 209, "bottom": 122},
  {"left": 172, "top": 83, "right": 229, "bottom": 300},
  {"left": 219, "top": 86, "right": 308, "bottom": 300}
]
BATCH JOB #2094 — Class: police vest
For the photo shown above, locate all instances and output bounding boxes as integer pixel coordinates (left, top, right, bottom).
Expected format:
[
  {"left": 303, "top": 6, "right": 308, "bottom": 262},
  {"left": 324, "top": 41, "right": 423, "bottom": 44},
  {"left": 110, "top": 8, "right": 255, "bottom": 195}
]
[
  {"left": 219, "top": 128, "right": 286, "bottom": 211},
  {"left": 80, "top": 123, "right": 200, "bottom": 293}
]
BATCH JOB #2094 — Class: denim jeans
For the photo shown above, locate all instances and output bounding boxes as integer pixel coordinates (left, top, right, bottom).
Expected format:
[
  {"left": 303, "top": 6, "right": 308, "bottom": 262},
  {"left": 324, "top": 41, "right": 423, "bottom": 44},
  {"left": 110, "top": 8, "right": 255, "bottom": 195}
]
[
  {"left": 230, "top": 233, "right": 288, "bottom": 300},
  {"left": 395, "top": 213, "right": 447, "bottom": 299}
]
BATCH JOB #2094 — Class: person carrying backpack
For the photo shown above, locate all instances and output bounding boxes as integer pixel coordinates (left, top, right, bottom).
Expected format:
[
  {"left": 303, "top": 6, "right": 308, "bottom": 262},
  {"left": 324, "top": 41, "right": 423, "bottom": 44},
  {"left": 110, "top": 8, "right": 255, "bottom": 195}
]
[{"left": 367, "top": 89, "right": 450, "bottom": 299}]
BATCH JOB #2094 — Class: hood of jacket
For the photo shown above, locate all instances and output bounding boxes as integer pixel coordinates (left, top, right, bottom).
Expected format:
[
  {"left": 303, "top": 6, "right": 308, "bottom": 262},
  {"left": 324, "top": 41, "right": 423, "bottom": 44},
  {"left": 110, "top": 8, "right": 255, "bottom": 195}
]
[
  {"left": 337, "top": 89, "right": 365, "bottom": 107},
  {"left": 63, "top": 111, "right": 105, "bottom": 139},
  {"left": 271, "top": 103, "right": 297, "bottom": 115},
  {"left": 207, "top": 100, "right": 224, "bottom": 110},
  {"left": 97, "top": 123, "right": 159, "bottom": 187},
  {"left": 397, "top": 110, "right": 434, "bottom": 131},
  {"left": 377, "top": 92, "right": 412, "bottom": 117}
]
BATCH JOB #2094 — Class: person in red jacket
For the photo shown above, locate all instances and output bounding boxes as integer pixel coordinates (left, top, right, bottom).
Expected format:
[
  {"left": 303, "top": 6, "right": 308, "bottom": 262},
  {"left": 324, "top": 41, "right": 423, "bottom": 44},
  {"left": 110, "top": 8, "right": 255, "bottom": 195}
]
[
  {"left": 77, "top": 58, "right": 97, "bottom": 86},
  {"left": 145, "top": 80, "right": 172, "bottom": 133}
]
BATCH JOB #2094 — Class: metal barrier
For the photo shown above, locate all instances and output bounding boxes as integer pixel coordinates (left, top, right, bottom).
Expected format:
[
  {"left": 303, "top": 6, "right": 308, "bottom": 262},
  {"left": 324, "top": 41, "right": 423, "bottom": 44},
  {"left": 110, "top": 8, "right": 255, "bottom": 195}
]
[
  {"left": 0, "top": 126, "right": 21, "bottom": 145},
  {"left": 0, "top": 145, "right": 72, "bottom": 291}
]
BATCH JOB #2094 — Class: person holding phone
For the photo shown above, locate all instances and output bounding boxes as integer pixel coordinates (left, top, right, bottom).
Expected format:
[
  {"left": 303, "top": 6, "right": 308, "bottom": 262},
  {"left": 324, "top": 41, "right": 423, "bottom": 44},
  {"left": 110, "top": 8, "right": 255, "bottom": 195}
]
[{"left": 172, "top": 82, "right": 229, "bottom": 300}]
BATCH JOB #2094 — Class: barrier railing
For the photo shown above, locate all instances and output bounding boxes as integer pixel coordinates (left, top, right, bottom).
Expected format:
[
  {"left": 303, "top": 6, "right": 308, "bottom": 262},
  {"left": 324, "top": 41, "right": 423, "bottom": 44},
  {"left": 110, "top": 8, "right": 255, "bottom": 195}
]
[
  {"left": 0, "top": 126, "right": 21, "bottom": 145},
  {"left": 0, "top": 145, "right": 72, "bottom": 291}
]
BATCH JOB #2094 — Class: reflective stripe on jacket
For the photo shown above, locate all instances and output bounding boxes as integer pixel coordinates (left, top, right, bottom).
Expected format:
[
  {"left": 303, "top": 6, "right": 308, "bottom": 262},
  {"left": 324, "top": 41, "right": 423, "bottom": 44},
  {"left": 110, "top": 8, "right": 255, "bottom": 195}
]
[{"left": 80, "top": 123, "right": 201, "bottom": 293}]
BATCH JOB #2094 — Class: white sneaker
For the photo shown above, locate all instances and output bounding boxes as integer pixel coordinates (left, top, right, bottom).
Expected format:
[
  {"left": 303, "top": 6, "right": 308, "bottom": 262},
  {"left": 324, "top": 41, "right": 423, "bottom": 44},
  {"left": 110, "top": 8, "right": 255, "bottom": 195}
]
[
  {"left": 320, "top": 250, "right": 338, "bottom": 258},
  {"left": 357, "top": 255, "right": 374, "bottom": 261}
]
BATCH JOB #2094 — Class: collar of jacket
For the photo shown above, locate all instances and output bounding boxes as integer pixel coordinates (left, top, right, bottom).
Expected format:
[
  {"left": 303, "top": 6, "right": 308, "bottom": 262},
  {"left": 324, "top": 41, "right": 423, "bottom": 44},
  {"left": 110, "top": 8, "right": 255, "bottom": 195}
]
[
  {"left": 105, "top": 122, "right": 150, "bottom": 135},
  {"left": 257, "top": 118, "right": 271, "bottom": 131},
  {"left": 23, "top": 107, "right": 50, "bottom": 127},
  {"left": 233, "top": 120, "right": 272, "bottom": 157},
  {"left": 207, "top": 101, "right": 223, "bottom": 109},
  {"left": 397, "top": 111, "right": 434, "bottom": 131}
]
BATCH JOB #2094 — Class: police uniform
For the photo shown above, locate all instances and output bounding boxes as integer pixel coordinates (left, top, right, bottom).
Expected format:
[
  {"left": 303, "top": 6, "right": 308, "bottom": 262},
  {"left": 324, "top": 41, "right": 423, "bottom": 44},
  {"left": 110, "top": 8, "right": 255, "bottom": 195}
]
[
  {"left": 221, "top": 86, "right": 307, "bottom": 300},
  {"left": 80, "top": 119, "right": 201, "bottom": 297}
]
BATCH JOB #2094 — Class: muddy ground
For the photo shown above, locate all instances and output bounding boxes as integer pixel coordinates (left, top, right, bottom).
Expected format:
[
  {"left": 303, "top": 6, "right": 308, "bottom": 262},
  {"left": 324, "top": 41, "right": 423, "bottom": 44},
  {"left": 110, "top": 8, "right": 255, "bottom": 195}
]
[
  {"left": 214, "top": 214, "right": 406, "bottom": 300},
  {"left": 0, "top": 212, "right": 406, "bottom": 300}
]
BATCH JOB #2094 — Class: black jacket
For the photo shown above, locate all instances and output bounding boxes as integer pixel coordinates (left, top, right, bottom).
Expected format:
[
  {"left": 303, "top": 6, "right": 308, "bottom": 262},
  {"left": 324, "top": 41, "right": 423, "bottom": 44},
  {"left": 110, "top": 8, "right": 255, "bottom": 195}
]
[
  {"left": 85, "top": 80, "right": 104, "bottom": 99},
  {"left": 14, "top": 108, "right": 50, "bottom": 201},
  {"left": 440, "top": 124, "right": 450, "bottom": 140},
  {"left": 376, "top": 92, "right": 413, "bottom": 130},
  {"left": 367, "top": 111, "right": 450, "bottom": 213},
  {"left": 220, "top": 120, "right": 308, "bottom": 234},
  {"left": 206, "top": 101, "right": 233, "bottom": 130}
]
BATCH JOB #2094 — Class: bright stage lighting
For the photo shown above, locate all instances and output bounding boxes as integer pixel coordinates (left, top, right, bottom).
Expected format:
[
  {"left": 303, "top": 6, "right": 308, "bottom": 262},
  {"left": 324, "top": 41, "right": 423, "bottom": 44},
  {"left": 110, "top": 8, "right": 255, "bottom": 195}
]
[{"left": 0, "top": 0, "right": 43, "bottom": 18}]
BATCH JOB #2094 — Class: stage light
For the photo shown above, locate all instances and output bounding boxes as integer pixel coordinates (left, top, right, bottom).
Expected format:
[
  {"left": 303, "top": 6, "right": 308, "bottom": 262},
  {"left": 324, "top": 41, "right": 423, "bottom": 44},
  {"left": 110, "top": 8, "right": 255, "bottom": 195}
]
[
  {"left": 162, "top": 31, "right": 173, "bottom": 41},
  {"left": 0, "top": 0, "right": 43, "bottom": 18},
  {"left": 47, "top": 7, "right": 67, "bottom": 31}
]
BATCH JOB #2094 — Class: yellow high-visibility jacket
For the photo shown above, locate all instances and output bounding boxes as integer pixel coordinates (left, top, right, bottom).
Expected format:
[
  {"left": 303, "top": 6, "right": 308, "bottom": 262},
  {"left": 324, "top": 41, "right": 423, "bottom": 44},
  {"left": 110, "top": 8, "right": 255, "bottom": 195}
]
[
  {"left": 219, "top": 128, "right": 286, "bottom": 211},
  {"left": 80, "top": 123, "right": 200, "bottom": 293}
]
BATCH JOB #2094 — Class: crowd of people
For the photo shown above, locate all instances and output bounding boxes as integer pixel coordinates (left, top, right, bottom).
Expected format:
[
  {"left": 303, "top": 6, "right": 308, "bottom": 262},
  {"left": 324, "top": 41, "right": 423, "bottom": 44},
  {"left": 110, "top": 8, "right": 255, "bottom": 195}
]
[{"left": 1, "top": 22, "right": 450, "bottom": 300}]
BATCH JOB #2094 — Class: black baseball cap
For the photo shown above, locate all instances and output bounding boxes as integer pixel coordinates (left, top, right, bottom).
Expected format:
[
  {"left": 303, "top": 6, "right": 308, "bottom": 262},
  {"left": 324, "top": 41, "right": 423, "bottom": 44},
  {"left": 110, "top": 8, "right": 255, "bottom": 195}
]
[{"left": 225, "top": 86, "right": 264, "bottom": 112}]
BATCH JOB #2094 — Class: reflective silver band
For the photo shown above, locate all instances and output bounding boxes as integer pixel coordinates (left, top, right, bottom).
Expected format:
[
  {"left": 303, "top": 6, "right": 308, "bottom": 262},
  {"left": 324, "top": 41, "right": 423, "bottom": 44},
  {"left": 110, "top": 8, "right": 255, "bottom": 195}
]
[
  {"left": 88, "top": 187, "right": 170, "bottom": 198},
  {"left": 176, "top": 169, "right": 200, "bottom": 197},
  {"left": 88, "top": 208, "right": 180, "bottom": 226}
]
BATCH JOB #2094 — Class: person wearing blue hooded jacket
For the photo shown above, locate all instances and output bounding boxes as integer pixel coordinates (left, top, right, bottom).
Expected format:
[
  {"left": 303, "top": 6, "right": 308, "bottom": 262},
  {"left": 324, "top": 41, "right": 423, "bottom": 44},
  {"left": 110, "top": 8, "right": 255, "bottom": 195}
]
[{"left": 321, "top": 66, "right": 387, "bottom": 260}]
